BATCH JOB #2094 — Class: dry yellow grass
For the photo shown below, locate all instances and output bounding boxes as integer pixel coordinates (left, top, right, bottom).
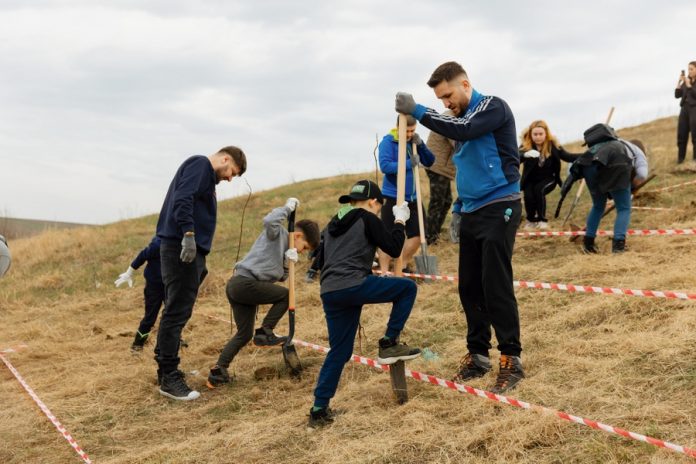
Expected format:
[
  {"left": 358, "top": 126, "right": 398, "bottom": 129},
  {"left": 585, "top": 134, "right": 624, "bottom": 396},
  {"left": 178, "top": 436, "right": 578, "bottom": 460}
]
[{"left": 1, "top": 116, "right": 696, "bottom": 463}]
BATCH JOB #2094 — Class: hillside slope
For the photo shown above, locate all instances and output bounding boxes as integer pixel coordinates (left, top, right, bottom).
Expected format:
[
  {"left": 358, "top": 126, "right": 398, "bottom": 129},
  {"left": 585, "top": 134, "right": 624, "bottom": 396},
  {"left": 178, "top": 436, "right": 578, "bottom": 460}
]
[{"left": 1, "top": 116, "right": 696, "bottom": 463}]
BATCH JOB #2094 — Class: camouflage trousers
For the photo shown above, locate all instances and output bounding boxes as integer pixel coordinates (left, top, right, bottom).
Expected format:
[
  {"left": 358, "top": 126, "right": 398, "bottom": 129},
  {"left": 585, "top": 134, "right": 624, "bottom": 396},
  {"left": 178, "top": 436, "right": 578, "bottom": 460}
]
[{"left": 426, "top": 170, "right": 453, "bottom": 245}]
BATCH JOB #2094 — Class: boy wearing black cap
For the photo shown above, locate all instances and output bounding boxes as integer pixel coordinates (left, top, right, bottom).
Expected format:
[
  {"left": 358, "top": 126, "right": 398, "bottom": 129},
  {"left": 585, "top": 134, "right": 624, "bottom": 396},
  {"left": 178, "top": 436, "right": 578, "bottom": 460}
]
[{"left": 309, "top": 180, "right": 421, "bottom": 427}]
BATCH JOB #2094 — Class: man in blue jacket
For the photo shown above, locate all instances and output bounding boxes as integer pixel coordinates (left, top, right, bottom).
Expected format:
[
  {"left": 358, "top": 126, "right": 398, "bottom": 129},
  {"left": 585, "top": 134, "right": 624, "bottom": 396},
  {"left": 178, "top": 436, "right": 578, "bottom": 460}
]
[
  {"left": 154, "top": 146, "right": 246, "bottom": 401},
  {"left": 395, "top": 61, "right": 524, "bottom": 393},
  {"left": 377, "top": 115, "right": 435, "bottom": 274}
]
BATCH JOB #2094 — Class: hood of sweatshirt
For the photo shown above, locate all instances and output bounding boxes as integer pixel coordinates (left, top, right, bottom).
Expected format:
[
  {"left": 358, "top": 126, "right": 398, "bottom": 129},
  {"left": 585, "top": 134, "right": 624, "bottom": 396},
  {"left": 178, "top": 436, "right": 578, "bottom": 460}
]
[{"left": 327, "top": 206, "right": 368, "bottom": 237}]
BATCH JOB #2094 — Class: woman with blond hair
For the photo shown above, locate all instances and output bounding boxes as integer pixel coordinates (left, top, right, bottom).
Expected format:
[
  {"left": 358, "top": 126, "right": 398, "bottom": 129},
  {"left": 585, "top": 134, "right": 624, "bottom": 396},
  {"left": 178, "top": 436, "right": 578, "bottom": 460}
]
[{"left": 519, "top": 120, "right": 577, "bottom": 229}]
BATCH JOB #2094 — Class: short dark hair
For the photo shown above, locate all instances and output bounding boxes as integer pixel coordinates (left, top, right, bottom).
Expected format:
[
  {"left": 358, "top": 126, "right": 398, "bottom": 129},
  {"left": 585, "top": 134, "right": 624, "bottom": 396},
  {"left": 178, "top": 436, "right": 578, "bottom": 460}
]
[
  {"left": 427, "top": 61, "right": 468, "bottom": 88},
  {"left": 689, "top": 61, "right": 696, "bottom": 68},
  {"left": 629, "top": 139, "right": 646, "bottom": 153},
  {"left": 218, "top": 146, "right": 247, "bottom": 175},
  {"left": 296, "top": 219, "right": 320, "bottom": 250},
  {"left": 395, "top": 115, "right": 417, "bottom": 126}
]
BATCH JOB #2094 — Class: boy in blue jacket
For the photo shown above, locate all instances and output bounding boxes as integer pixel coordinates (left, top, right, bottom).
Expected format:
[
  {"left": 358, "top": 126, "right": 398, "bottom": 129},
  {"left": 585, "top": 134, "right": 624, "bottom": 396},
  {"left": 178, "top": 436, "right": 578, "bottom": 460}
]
[
  {"left": 377, "top": 115, "right": 435, "bottom": 274},
  {"left": 115, "top": 236, "right": 166, "bottom": 353}
]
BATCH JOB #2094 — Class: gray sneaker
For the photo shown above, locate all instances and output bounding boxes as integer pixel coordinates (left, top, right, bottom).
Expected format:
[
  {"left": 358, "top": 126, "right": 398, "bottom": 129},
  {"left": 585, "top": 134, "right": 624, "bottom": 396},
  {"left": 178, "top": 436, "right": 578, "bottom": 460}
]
[
  {"left": 490, "top": 355, "right": 525, "bottom": 394},
  {"left": 453, "top": 353, "right": 492, "bottom": 382},
  {"left": 253, "top": 327, "right": 288, "bottom": 347},
  {"left": 377, "top": 338, "right": 421, "bottom": 364}
]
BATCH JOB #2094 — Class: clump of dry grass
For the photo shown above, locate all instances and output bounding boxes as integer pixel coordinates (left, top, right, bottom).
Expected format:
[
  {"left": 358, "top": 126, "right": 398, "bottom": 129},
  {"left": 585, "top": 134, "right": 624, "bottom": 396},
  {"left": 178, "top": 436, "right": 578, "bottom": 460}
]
[{"left": 1, "top": 117, "right": 696, "bottom": 463}]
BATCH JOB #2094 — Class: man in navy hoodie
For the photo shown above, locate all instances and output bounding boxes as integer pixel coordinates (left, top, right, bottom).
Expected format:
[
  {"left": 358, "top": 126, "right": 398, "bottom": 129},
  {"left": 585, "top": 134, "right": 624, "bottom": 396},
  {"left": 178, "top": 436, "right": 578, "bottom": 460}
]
[
  {"left": 396, "top": 61, "right": 524, "bottom": 394},
  {"left": 155, "top": 146, "right": 246, "bottom": 401}
]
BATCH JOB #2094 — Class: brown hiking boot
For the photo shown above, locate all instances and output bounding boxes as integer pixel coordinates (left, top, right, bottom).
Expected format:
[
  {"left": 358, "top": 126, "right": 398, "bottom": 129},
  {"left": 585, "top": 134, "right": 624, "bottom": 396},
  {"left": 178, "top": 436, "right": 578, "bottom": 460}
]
[
  {"left": 490, "top": 355, "right": 525, "bottom": 394},
  {"left": 452, "top": 353, "right": 491, "bottom": 382}
]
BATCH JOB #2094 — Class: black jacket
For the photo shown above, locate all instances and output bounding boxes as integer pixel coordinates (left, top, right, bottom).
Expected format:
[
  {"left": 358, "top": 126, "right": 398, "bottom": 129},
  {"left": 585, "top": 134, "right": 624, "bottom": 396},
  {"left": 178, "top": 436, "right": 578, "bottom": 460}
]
[
  {"left": 571, "top": 141, "right": 632, "bottom": 193},
  {"left": 675, "top": 79, "right": 696, "bottom": 107},
  {"left": 519, "top": 144, "right": 580, "bottom": 190}
]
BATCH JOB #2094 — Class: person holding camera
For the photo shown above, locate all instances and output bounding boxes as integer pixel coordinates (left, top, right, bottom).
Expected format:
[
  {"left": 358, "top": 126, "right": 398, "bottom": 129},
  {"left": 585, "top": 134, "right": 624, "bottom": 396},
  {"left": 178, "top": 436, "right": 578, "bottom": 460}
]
[{"left": 675, "top": 62, "right": 696, "bottom": 164}]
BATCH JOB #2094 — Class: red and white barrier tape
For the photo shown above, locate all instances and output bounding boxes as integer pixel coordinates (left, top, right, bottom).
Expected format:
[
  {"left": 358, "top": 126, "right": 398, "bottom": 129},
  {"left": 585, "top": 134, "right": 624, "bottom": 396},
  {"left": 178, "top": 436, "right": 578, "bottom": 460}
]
[
  {"left": 1, "top": 343, "right": 28, "bottom": 354},
  {"left": 375, "top": 271, "right": 696, "bottom": 301},
  {"left": 517, "top": 228, "right": 696, "bottom": 237},
  {"left": 291, "top": 339, "right": 696, "bottom": 458},
  {"left": 0, "top": 353, "right": 92, "bottom": 463},
  {"left": 647, "top": 178, "right": 696, "bottom": 194}
]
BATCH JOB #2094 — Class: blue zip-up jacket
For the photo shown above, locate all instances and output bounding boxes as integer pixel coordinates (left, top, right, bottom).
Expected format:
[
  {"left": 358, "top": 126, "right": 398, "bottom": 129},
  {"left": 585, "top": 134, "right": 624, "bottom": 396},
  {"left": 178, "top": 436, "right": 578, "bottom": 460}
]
[
  {"left": 412, "top": 89, "right": 520, "bottom": 213},
  {"left": 130, "top": 236, "right": 162, "bottom": 285},
  {"left": 156, "top": 155, "right": 218, "bottom": 255},
  {"left": 379, "top": 129, "right": 435, "bottom": 202}
]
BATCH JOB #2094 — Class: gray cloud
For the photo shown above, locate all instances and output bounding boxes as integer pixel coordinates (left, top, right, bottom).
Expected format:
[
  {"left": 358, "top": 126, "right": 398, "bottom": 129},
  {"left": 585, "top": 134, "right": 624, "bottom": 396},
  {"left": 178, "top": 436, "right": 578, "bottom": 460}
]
[{"left": 1, "top": 1, "right": 695, "bottom": 223}]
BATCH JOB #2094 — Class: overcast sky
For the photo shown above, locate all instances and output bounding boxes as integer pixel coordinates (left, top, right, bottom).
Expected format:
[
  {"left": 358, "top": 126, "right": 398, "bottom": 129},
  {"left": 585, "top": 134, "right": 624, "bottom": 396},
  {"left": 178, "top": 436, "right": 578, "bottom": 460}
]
[{"left": 1, "top": 1, "right": 695, "bottom": 224}]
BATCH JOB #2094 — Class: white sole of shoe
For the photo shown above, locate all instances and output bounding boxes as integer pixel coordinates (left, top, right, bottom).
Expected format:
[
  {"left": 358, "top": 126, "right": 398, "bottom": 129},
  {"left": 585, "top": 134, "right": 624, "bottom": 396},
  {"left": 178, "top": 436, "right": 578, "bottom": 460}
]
[
  {"left": 159, "top": 388, "right": 201, "bottom": 401},
  {"left": 377, "top": 352, "right": 421, "bottom": 365}
]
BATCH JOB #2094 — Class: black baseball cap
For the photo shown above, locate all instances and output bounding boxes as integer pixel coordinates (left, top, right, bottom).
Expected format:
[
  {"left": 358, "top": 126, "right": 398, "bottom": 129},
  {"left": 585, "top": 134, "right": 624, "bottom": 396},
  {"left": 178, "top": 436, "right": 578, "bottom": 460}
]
[{"left": 338, "top": 179, "right": 384, "bottom": 204}]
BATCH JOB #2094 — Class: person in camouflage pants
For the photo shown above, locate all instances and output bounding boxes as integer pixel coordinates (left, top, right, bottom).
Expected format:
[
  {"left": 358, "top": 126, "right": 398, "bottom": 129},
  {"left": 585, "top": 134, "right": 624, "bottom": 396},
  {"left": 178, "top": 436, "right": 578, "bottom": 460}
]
[{"left": 425, "top": 109, "right": 456, "bottom": 245}]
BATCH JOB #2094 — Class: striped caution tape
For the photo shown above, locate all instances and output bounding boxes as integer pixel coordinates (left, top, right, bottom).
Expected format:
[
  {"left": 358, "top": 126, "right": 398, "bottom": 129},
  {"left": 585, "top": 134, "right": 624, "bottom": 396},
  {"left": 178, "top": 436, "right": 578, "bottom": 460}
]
[
  {"left": 0, "top": 352, "right": 92, "bottom": 463},
  {"left": 646, "top": 178, "right": 696, "bottom": 193},
  {"left": 517, "top": 228, "right": 696, "bottom": 237},
  {"left": 291, "top": 339, "right": 696, "bottom": 459},
  {"left": 0, "top": 343, "right": 28, "bottom": 354},
  {"left": 374, "top": 271, "right": 696, "bottom": 301}
]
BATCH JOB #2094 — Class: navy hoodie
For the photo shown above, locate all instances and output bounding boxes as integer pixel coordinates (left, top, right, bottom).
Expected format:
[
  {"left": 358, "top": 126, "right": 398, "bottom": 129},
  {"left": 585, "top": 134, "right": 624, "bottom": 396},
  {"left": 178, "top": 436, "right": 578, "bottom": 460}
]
[
  {"left": 156, "top": 155, "right": 218, "bottom": 254},
  {"left": 131, "top": 236, "right": 162, "bottom": 285}
]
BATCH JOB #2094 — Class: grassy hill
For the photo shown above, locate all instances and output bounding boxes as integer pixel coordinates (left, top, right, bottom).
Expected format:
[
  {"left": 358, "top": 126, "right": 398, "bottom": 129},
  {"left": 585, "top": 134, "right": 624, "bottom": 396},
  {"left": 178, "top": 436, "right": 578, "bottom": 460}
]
[
  {"left": 1, "top": 116, "right": 696, "bottom": 463},
  {"left": 0, "top": 217, "right": 91, "bottom": 240}
]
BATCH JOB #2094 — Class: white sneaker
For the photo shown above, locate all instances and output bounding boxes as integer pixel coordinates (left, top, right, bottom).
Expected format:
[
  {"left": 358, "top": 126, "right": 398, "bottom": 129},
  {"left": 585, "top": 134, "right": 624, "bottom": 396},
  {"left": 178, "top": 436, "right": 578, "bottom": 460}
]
[
  {"left": 523, "top": 221, "right": 537, "bottom": 230},
  {"left": 537, "top": 221, "right": 548, "bottom": 229}
]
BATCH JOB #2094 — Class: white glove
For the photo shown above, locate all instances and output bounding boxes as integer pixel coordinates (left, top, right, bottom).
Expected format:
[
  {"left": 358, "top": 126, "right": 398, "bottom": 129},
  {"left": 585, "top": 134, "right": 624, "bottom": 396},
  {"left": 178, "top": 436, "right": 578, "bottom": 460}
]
[
  {"left": 114, "top": 266, "right": 135, "bottom": 288},
  {"left": 392, "top": 201, "right": 410, "bottom": 225},
  {"left": 285, "top": 198, "right": 300, "bottom": 211},
  {"left": 285, "top": 248, "right": 299, "bottom": 263},
  {"left": 524, "top": 149, "right": 540, "bottom": 159}
]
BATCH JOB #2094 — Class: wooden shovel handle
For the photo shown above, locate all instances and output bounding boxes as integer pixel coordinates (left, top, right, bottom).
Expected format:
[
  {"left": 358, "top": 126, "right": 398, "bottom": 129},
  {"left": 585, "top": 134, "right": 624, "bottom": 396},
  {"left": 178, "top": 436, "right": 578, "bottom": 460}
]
[
  {"left": 395, "top": 114, "right": 408, "bottom": 276},
  {"left": 412, "top": 142, "right": 427, "bottom": 246}
]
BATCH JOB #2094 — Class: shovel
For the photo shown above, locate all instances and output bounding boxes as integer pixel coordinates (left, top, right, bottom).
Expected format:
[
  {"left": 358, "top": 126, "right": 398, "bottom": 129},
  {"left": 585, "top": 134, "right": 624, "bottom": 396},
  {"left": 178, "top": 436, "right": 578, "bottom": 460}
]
[
  {"left": 282, "top": 210, "right": 303, "bottom": 377},
  {"left": 411, "top": 142, "right": 438, "bottom": 277}
]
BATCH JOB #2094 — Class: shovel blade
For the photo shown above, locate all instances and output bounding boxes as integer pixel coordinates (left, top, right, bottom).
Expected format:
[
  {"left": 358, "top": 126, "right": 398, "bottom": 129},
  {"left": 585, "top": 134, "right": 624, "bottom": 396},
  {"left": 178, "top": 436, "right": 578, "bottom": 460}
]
[
  {"left": 414, "top": 255, "right": 438, "bottom": 277},
  {"left": 389, "top": 360, "right": 408, "bottom": 404},
  {"left": 282, "top": 344, "right": 303, "bottom": 377}
]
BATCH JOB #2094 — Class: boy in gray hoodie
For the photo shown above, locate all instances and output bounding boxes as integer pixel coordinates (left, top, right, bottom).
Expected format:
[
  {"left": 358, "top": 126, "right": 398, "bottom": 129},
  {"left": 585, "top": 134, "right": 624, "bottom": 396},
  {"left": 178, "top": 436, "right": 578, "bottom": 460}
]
[{"left": 207, "top": 198, "right": 320, "bottom": 388}]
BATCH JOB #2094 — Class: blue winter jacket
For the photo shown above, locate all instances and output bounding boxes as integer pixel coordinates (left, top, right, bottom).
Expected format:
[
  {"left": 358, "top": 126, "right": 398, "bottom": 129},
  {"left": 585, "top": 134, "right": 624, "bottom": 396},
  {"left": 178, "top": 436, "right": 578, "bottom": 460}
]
[
  {"left": 379, "top": 129, "right": 435, "bottom": 202},
  {"left": 130, "top": 236, "right": 162, "bottom": 285},
  {"left": 412, "top": 89, "right": 520, "bottom": 213}
]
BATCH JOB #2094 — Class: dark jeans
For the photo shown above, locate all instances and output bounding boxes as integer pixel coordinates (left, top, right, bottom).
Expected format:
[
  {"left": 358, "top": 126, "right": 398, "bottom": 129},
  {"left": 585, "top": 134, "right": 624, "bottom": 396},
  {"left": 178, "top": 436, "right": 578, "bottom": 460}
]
[
  {"left": 426, "top": 170, "right": 453, "bottom": 244},
  {"left": 458, "top": 200, "right": 522, "bottom": 357},
  {"left": 216, "top": 275, "right": 289, "bottom": 368},
  {"left": 155, "top": 243, "right": 207, "bottom": 374},
  {"left": 523, "top": 178, "right": 556, "bottom": 222},
  {"left": 582, "top": 164, "right": 632, "bottom": 240},
  {"left": 677, "top": 105, "right": 696, "bottom": 162},
  {"left": 313, "top": 275, "right": 417, "bottom": 407},
  {"left": 137, "top": 280, "right": 165, "bottom": 335}
]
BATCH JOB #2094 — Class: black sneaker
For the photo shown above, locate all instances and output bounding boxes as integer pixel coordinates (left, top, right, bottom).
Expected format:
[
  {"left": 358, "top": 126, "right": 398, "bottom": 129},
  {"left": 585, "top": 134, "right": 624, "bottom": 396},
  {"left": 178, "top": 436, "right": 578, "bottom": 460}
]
[
  {"left": 159, "top": 370, "right": 201, "bottom": 401},
  {"left": 582, "top": 236, "right": 599, "bottom": 254},
  {"left": 304, "top": 269, "right": 318, "bottom": 283},
  {"left": 206, "top": 365, "right": 231, "bottom": 389},
  {"left": 307, "top": 407, "right": 336, "bottom": 428},
  {"left": 130, "top": 331, "right": 149, "bottom": 353},
  {"left": 253, "top": 327, "right": 288, "bottom": 347},
  {"left": 453, "top": 353, "right": 492, "bottom": 382},
  {"left": 377, "top": 337, "right": 421, "bottom": 364},
  {"left": 490, "top": 355, "right": 525, "bottom": 394},
  {"left": 612, "top": 238, "right": 626, "bottom": 254}
]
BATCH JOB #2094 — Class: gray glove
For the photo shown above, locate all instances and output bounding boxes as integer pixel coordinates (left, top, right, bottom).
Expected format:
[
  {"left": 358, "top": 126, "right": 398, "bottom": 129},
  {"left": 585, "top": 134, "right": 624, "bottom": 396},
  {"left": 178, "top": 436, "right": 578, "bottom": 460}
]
[
  {"left": 409, "top": 152, "right": 421, "bottom": 167},
  {"left": 395, "top": 92, "right": 416, "bottom": 115},
  {"left": 411, "top": 133, "right": 422, "bottom": 146},
  {"left": 449, "top": 212, "right": 461, "bottom": 244},
  {"left": 180, "top": 233, "right": 197, "bottom": 263}
]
